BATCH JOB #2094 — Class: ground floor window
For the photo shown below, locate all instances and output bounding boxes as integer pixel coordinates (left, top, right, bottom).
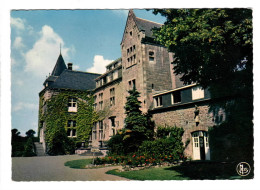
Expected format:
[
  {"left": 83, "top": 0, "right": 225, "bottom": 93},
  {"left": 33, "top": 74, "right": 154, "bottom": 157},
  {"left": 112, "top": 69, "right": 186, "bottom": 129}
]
[
  {"left": 192, "top": 131, "right": 210, "bottom": 160},
  {"left": 67, "top": 120, "right": 76, "bottom": 137}
]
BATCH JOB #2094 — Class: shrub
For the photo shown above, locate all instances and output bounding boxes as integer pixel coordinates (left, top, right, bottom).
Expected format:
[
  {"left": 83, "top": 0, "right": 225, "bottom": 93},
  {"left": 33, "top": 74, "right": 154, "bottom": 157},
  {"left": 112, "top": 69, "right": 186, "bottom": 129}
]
[{"left": 23, "top": 137, "right": 36, "bottom": 157}]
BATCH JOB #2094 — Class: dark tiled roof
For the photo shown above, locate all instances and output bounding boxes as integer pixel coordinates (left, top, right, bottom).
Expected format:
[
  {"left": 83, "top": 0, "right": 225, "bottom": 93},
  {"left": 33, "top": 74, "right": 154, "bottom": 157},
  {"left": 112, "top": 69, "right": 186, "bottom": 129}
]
[
  {"left": 51, "top": 54, "right": 67, "bottom": 76},
  {"left": 47, "top": 70, "right": 101, "bottom": 91},
  {"left": 135, "top": 17, "right": 162, "bottom": 38}
]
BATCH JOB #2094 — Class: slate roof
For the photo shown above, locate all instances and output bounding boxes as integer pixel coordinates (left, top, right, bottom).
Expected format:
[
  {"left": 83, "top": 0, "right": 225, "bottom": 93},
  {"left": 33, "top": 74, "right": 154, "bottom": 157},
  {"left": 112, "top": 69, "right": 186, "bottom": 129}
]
[
  {"left": 45, "top": 70, "right": 101, "bottom": 91},
  {"left": 135, "top": 17, "right": 162, "bottom": 38},
  {"left": 51, "top": 54, "right": 67, "bottom": 76}
]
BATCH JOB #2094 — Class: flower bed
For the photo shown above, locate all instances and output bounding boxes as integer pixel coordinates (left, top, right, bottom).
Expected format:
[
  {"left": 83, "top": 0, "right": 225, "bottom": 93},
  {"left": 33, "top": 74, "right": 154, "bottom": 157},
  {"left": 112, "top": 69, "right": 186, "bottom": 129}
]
[{"left": 94, "top": 153, "right": 186, "bottom": 171}]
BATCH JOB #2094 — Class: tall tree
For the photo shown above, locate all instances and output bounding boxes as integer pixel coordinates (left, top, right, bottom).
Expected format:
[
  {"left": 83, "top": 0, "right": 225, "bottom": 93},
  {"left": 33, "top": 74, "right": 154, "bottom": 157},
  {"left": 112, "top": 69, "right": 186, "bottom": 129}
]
[
  {"left": 152, "top": 9, "right": 253, "bottom": 162},
  {"left": 123, "top": 88, "right": 154, "bottom": 153}
]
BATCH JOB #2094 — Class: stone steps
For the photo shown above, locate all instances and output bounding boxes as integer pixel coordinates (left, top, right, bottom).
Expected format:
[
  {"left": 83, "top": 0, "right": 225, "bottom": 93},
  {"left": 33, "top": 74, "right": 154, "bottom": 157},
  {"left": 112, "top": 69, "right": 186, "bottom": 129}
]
[{"left": 34, "top": 142, "right": 46, "bottom": 156}]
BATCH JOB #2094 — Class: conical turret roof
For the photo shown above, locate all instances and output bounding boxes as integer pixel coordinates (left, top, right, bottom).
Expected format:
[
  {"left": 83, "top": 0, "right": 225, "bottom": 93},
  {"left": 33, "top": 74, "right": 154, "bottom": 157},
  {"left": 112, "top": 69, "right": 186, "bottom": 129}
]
[{"left": 51, "top": 53, "right": 67, "bottom": 76}]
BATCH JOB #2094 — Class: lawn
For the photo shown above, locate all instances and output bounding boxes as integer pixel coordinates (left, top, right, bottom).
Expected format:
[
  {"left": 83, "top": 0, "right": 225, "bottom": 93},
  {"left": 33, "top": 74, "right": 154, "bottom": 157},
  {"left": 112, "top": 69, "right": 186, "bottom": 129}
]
[
  {"left": 106, "top": 161, "right": 253, "bottom": 180},
  {"left": 106, "top": 166, "right": 190, "bottom": 180},
  {"left": 64, "top": 159, "right": 93, "bottom": 169}
]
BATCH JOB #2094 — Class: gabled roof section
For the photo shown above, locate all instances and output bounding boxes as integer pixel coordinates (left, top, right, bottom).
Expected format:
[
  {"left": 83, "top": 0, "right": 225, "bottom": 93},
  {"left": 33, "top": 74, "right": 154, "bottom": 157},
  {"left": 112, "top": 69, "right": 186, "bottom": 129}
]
[
  {"left": 135, "top": 17, "right": 162, "bottom": 38},
  {"left": 51, "top": 54, "right": 67, "bottom": 76},
  {"left": 46, "top": 70, "right": 101, "bottom": 91},
  {"left": 121, "top": 9, "right": 163, "bottom": 44}
]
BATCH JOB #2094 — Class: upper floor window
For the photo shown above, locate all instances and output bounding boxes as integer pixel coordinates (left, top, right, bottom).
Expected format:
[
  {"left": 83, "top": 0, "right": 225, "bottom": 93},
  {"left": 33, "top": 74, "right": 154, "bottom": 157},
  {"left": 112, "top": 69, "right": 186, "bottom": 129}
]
[
  {"left": 68, "top": 97, "right": 77, "bottom": 112},
  {"left": 149, "top": 51, "right": 155, "bottom": 62},
  {"left": 110, "top": 88, "right": 115, "bottom": 106},
  {"left": 172, "top": 91, "right": 182, "bottom": 104},
  {"left": 154, "top": 96, "right": 163, "bottom": 108},
  {"left": 128, "top": 79, "right": 136, "bottom": 90},
  {"left": 192, "top": 86, "right": 205, "bottom": 100}
]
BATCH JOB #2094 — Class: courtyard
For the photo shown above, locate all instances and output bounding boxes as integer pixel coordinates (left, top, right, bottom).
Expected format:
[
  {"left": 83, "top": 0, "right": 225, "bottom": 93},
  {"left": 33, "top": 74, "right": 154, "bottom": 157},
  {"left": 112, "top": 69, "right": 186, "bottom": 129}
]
[{"left": 12, "top": 155, "right": 129, "bottom": 181}]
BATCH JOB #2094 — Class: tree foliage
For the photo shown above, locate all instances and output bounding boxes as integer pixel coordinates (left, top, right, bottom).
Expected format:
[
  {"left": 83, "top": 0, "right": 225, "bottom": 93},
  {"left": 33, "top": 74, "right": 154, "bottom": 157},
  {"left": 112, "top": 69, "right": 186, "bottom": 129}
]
[
  {"left": 107, "top": 88, "right": 155, "bottom": 155},
  {"left": 152, "top": 9, "right": 253, "bottom": 162},
  {"left": 152, "top": 9, "right": 252, "bottom": 95},
  {"left": 26, "top": 129, "right": 36, "bottom": 138}
]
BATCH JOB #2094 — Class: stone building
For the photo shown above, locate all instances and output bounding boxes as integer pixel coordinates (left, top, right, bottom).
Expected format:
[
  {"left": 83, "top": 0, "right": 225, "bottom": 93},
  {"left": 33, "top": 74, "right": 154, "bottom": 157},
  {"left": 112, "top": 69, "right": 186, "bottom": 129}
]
[
  {"left": 38, "top": 53, "right": 100, "bottom": 153},
  {"left": 38, "top": 10, "right": 226, "bottom": 160}
]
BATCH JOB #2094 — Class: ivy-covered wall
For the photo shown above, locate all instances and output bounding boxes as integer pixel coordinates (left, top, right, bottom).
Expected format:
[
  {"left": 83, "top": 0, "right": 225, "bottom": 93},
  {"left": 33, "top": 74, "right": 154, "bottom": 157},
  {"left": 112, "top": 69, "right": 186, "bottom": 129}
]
[{"left": 39, "top": 89, "right": 98, "bottom": 154}]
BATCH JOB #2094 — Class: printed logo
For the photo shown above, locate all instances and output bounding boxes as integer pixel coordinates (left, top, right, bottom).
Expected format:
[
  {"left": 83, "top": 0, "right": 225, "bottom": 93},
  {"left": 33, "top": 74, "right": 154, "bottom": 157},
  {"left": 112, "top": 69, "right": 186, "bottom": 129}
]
[{"left": 236, "top": 162, "right": 251, "bottom": 176}]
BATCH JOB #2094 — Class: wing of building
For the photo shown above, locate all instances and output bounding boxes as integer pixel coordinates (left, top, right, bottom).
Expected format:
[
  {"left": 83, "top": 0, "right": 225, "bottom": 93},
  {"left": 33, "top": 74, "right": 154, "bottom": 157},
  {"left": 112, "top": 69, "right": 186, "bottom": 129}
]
[{"left": 38, "top": 10, "right": 227, "bottom": 160}]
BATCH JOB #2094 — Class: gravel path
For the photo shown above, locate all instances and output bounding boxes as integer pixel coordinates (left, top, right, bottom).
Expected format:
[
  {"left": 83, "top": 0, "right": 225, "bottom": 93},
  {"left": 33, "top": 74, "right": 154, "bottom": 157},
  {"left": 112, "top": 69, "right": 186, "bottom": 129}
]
[{"left": 12, "top": 155, "right": 130, "bottom": 181}]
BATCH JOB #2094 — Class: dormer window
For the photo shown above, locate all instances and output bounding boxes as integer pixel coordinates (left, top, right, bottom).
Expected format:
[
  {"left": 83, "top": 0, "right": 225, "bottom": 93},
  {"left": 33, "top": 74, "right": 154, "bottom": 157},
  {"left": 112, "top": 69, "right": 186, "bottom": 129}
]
[{"left": 68, "top": 97, "right": 77, "bottom": 112}]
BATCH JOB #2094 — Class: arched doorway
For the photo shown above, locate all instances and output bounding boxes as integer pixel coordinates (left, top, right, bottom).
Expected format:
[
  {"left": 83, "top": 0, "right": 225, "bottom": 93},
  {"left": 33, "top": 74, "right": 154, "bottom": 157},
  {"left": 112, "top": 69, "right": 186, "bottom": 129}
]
[{"left": 192, "top": 131, "right": 210, "bottom": 160}]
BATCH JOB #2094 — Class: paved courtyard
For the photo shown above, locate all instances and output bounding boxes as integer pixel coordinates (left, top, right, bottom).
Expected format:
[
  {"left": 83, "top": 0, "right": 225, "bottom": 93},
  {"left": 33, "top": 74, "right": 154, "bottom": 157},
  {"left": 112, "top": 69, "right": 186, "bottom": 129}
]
[{"left": 12, "top": 155, "right": 129, "bottom": 181}]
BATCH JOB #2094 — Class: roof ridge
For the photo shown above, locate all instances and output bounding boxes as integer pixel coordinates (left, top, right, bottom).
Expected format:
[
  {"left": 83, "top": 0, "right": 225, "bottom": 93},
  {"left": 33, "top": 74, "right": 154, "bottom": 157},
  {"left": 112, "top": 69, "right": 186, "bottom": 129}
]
[
  {"left": 65, "top": 69, "right": 101, "bottom": 75},
  {"left": 135, "top": 16, "right": 163, "bottom": 26}
]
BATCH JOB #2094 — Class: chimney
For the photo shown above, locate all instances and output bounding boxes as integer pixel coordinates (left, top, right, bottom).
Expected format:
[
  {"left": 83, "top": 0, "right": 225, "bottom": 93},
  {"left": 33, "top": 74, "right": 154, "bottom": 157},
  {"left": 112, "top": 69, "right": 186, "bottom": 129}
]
[{"left": 68, "top": 63, "right": 73, "bottom": 70}]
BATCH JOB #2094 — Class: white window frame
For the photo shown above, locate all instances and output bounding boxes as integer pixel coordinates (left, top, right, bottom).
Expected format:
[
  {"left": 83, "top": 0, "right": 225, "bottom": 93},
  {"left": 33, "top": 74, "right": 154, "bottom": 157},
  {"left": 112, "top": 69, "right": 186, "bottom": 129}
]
[
  {"left": 192, "top": 86, "right": 205, "bottom": 100},
  {"left": 154, "top": 96, "right": 163, "bottom": 108},
  {"left": 67, "top": 120, "right": 76, "bottom": 137},
  {"left": 68, "top": 98, "right": 77, "bottom": 112}
]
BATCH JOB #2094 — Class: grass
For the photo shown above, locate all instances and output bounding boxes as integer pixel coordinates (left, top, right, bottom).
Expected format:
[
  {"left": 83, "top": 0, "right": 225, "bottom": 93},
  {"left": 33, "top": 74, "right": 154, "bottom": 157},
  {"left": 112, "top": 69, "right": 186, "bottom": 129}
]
[
  {"left": 64, "top": 159, "right": 93, "bottom": 169},
  {"left": 106, "top": 161, "right": 253, "bottom": 180},
  {"left": 106, "top": 166, "right": 190, "bottom": 180}
]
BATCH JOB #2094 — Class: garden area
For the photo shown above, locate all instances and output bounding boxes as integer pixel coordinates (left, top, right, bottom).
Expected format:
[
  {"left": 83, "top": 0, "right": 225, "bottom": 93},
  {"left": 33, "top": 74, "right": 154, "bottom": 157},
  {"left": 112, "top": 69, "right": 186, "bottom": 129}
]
[{"left": 64, "top": 88, "right": 252, "bottom": 180}]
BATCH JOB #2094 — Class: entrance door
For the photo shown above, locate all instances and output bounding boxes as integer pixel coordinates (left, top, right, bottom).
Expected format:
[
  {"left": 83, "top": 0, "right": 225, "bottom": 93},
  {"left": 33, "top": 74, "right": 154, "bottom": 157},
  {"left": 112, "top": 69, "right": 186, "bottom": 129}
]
[{"left": 192, "top": 131, "right": 210, "bottom": 160}]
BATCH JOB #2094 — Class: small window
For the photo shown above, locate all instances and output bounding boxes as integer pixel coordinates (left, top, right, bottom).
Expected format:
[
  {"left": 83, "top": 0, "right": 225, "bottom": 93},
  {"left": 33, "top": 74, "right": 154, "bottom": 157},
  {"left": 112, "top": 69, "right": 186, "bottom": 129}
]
[
  {"left": 172, "top": 91, "right": 181, "bottom": 104},
  {"left": 154, "top": 96, "right": 163, "bottom": 108},
  {"left": 68, "top": 98, "right": 77, "bottom": 112},
  {"left": 149, "top": 51, "right": 155, "bottom": 62},
  {"left": 130, "top": 31, "right": 132, "bottom": 36},
  {"left": 192, "top": 86, "right": 205, "bottom": 100}
]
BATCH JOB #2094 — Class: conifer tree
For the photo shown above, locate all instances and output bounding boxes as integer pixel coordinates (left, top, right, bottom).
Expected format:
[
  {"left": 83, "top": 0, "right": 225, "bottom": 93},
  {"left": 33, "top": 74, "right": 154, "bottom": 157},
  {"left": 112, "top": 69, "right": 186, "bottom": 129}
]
[{"left": 123, "top": 88, "right": 153, "bottom": 153}]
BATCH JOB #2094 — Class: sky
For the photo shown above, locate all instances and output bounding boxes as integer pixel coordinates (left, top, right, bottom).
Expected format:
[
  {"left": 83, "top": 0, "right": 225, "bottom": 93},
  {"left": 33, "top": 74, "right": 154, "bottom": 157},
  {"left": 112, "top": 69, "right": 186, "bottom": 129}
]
[{"left": 10, "top": 9, "right": 166, "bottom": 136}]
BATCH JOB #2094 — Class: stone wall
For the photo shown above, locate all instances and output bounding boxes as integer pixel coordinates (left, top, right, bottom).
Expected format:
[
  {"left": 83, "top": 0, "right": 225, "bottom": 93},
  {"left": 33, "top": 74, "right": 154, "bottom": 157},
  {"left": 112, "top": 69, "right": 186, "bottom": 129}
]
[{"left": 152, "top": 101, "right": 225, "bottom": 158}]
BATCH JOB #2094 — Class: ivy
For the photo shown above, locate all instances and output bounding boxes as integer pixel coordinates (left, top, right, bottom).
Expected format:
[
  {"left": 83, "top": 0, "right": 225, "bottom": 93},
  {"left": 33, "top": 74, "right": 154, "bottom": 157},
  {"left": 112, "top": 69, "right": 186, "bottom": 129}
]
[{"left": 39, "top": 89, "right": 98, "bottom": 154}]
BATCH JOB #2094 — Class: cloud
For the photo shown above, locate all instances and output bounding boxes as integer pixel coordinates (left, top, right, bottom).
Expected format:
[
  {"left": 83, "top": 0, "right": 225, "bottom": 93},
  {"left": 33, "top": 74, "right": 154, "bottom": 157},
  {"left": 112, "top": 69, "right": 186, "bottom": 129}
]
[
  {"left": 13, "top": 102, "right": 38, "bottom": 112},
  {"left": 73, "top": 65, "right": 80, "bottom": 70},
  {"left": 86, "top": 55, "right": 113, "bottom": 74},
  {"left": 24, "top": 25, "right": 72, "bottom": 78},
  {"left": 11, "top": 17, "right": 25, "bottom": 30},
  {"left": 13, "top": 36, "right": 25, "bottom": 49}
]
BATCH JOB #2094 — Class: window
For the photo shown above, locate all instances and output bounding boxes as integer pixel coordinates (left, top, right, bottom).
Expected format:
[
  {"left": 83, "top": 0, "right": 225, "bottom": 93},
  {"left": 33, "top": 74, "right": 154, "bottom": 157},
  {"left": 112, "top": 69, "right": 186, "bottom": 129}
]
[
  {"left": 149, "top": 51, "right": 155, "bottom": 62},
  {"left": 99, "top": 121, "right": 104, "bottom": 140},
  {"left": 192, "top": 86, "right": 205, "bottom": 100},
  {"left": 172, "top": 91, "right": 181, "bottom": 104},
  {"left": 130, "top": 31, "right": 132, "bottom": 36},
  {"left": 128, "top": 79, "right": 136, "bottom": 90},
  {"left": 154, "top": 96, "right": 163, "bottom": 108},
  {"left": 110, "top": 117, "right": 116, "bottom": 136},
  {"left": 99, "top": 101, "right": 103, "bottom": 110},
  {"left": 92, "top": 122, "right": 97, "bottom": 140},
  {"left": 68, "top": 98, "right": 77, "bottom": 112},
  {"left": 110, "top": 88, "right": 115, "bottom": 106},
  {"left": 67, "top": 120, "right": 76, "bottom": 137}
]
